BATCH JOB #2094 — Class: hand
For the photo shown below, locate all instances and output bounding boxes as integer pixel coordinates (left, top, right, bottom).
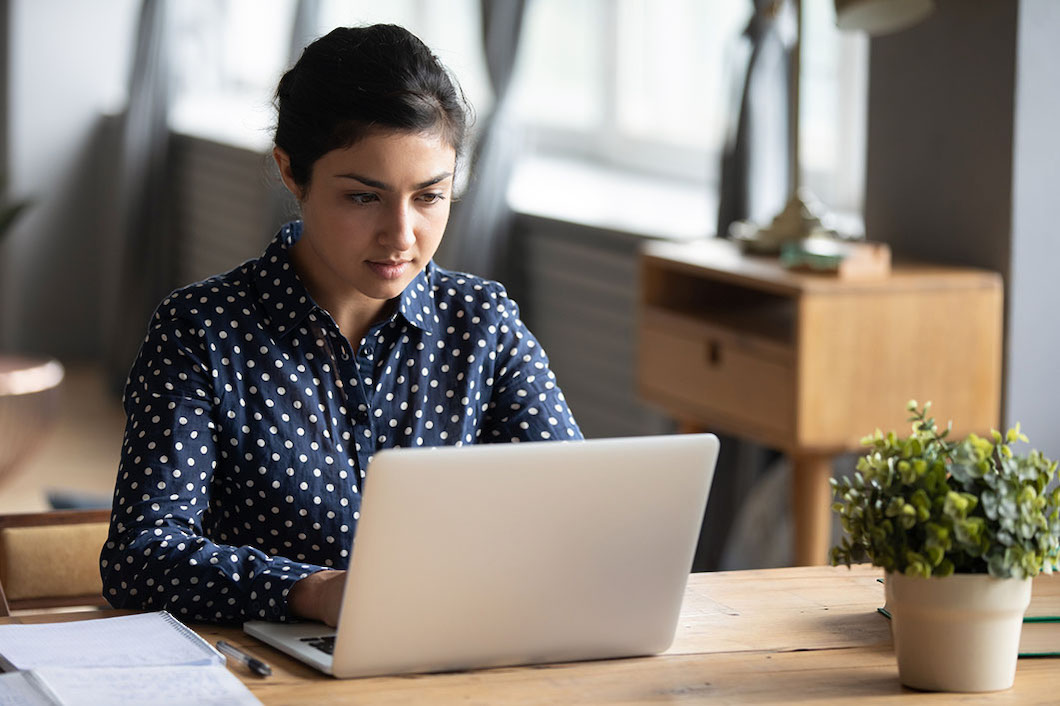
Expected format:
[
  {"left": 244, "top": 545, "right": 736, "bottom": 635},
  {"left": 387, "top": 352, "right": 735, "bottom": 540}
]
[{"left": 288, "top": 569, "right": 346, "bottom": 626}]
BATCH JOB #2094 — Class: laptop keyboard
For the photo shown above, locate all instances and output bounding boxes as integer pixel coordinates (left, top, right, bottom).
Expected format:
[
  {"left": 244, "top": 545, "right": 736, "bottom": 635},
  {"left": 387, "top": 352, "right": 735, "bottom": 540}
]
[{"left": 300, "top": 635, "right": 336, "bottom": 655}]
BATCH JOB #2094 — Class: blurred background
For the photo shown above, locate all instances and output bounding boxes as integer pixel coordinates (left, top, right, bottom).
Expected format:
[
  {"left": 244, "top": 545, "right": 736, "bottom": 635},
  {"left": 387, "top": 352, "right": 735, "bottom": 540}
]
[{"left": 0, "top": 0, "right": 1056, "bottom": 570}]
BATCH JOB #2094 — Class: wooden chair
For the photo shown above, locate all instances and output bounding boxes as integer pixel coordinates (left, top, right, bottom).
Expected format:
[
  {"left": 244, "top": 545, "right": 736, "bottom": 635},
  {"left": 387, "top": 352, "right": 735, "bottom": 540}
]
[{"left": 0, "top": 509, "right": 111, "bottom": 616}]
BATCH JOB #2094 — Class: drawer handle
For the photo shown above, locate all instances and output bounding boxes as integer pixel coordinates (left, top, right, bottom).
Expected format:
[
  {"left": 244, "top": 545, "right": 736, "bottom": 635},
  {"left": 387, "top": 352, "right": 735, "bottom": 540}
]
[{"left": 706, "top": 340, "right": 722, "bottom": 366}]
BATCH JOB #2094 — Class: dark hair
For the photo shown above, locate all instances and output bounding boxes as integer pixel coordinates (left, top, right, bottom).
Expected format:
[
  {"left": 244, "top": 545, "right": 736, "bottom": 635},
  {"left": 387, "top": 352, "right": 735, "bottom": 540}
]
[{"left": 274, "top": 24, "right": 469, "bottom": 190}]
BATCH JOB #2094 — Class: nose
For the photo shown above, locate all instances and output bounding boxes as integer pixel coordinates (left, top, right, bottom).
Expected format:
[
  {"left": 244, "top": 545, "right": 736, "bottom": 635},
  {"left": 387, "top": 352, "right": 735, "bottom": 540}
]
[{"left": 379, "top": 201, "right": 416, "bottom": 251}]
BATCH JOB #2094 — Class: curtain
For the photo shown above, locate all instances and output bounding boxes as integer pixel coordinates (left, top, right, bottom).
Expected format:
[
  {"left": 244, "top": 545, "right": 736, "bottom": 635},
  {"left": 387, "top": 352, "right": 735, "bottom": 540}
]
[
  {"left": 436, "top": 0, "right": 527, "bottom": 283},
  {"left": 716, "top": 0, "right": 798, "bottom": 239},
  {"left": 102, "top": 0, "right": 174, "bottom": 395},
  {"left": 289, "top": 0, "right": 322, "bottom": 65}
]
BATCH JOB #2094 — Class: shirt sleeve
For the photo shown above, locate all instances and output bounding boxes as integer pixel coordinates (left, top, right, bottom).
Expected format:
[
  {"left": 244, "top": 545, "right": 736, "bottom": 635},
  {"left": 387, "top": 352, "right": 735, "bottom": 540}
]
[
  {"left": 99, "top": 308, "right": 325, "bottom": 624},
  {"left": 482, "top": 288, "right": 584, "bottom": 443}
]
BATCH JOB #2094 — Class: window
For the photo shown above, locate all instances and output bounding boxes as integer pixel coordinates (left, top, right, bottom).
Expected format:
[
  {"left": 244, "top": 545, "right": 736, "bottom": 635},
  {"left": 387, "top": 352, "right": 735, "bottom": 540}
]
[
  {"left": 800, "top": 0, "right": 868, "bottom": 217},
  {"left": 513, "top": 0, "right": 748, "bottom": 183},
  {"left": 168, "top": 0, "right": 487, "bottom": 151},
  {"left": 512, "top": 0, "right": 867, "bottom": 218},
  {"left": 168, "top": 0, "right": 297, "bottom": 150}
]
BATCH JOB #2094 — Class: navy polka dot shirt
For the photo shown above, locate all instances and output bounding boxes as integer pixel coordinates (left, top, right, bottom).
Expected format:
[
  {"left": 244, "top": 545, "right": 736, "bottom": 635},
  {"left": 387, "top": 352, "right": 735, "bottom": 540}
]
[{"left": 101, "top": 222, "right": 582, "bottom": 623}]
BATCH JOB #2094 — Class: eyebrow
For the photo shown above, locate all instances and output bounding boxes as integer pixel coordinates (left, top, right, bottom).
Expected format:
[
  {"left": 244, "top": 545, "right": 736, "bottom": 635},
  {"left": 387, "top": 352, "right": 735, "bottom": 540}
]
[{"left": 335, "top": 172, "right": 453, "bottom": 191}]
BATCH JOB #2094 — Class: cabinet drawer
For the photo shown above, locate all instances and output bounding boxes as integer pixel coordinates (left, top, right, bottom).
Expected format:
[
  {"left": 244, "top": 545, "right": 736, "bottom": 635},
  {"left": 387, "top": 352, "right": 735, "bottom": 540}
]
[{"left": 638, "top": 313, "right": 795, "bottom": 440}]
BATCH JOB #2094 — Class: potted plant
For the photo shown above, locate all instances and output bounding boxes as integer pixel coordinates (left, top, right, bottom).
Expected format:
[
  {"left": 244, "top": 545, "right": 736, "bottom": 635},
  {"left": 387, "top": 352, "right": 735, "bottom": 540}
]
[{"left": 831, "top": 401, "right": 1060, "bottom": 692}]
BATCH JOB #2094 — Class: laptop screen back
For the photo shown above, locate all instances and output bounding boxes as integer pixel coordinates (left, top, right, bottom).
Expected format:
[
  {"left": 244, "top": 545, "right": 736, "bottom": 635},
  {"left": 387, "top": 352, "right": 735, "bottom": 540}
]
[{"left": 330, "top": 433, "right": 719, "bottom": 678}]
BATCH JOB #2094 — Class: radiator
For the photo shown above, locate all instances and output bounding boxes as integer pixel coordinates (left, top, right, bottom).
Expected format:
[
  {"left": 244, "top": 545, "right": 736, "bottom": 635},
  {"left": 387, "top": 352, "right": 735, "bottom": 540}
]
[
  {"left": 514, "top": 218, "right": 673, "bottom": 439},
  {"left": 172, "top": 134, "right": 292, "bottom": 286}
]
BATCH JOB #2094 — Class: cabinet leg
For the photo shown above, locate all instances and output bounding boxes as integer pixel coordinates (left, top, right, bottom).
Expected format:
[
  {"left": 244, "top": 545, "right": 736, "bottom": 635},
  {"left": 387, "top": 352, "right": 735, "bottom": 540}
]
[{"left": 791, "top": 454, "right": 835, "bottom": 566}]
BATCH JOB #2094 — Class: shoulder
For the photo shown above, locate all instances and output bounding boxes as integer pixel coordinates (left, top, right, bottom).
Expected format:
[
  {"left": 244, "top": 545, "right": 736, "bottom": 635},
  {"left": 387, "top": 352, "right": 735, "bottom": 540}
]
[
  {"left": 427, "top": 264, "right": 519, "bottom": 323},
  {"left": 148, "top": 262, "right": 256, "bottom": 332}
]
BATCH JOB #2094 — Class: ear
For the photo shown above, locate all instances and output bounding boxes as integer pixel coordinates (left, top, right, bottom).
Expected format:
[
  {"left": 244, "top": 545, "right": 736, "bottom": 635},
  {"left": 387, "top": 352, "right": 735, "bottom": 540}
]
[{"left": 273, "top": 147, "right": 304, "bottom": 200}]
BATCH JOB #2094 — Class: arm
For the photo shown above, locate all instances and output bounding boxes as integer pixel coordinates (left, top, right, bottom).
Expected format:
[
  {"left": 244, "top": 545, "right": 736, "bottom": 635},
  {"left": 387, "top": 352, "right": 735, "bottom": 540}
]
[
  {"left": 100, "top": 310, "right": 325, "bottom": 623},
  {"left": 481, "top": 290, "right": 583, "bottom": 443},
  {"left": 288, "top": 569, "right": 346, "bottom": 626}
]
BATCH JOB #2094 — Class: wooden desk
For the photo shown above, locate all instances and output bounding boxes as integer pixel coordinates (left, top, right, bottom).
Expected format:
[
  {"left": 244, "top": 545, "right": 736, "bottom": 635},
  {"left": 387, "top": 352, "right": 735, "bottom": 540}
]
[
  {"left": 637, "top": 239, "right": 1003, "bottom": 565},
  {"left": 6, "top": 566, "right": 1057, "bottom": 703}
]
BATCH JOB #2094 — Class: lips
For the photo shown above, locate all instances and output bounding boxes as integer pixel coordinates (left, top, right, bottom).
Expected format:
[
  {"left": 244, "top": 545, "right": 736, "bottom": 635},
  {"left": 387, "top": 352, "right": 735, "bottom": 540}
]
[{"left": 366, "top": 260, "right": 411, "bottom": 280}]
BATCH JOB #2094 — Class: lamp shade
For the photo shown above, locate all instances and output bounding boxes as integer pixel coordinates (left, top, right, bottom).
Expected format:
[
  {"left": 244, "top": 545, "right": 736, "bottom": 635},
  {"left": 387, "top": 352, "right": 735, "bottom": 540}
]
[{"left": 835, "top": 0, "right": 935, "bottom": 35}]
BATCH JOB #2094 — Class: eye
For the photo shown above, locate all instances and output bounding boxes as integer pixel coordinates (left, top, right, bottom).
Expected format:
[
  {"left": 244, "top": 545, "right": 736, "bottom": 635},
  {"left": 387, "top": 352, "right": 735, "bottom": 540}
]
[
  {"left": 346, "top": 192, "right": 379, "bottom": 205},
  {"left": 418, "top": 192, "right": 447, "bottom": 205}
]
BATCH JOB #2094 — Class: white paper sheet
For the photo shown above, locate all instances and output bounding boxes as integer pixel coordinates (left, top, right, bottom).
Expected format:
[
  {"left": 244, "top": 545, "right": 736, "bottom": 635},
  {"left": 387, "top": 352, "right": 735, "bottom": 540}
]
[
  {"left": 0, "top": 612, "right": 221, "bottom": 670},
  {"left": 32, "top": 665, "right": 261, "bottom": 706}
]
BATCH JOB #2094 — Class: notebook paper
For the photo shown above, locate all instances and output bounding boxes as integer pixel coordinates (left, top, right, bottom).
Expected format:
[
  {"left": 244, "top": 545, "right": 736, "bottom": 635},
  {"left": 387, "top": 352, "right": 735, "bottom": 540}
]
[
  {"left": 0, "top": 612, "right": 221, "bottom": 672},
  {"left": 0, "top": 613, "right": 261, "bottom": 705},
  {"left": 30, "top": 665, "right": 261, "bottom": 706},
  {"left": 0, "top": 671, "right": 51, "bottom": 706}
]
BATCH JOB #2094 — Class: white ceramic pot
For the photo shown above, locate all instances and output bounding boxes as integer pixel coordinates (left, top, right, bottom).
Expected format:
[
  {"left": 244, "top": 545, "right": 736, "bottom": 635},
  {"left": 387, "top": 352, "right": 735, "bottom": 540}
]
[{"left": 885, "top": 571, "right": 1032, "bottom": 692}]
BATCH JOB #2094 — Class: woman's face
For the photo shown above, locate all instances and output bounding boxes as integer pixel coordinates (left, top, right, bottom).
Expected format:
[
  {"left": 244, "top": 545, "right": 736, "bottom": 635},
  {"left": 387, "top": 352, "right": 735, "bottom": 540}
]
[{"left": 277, "top": 129, "right": 456, "bottom": 309}]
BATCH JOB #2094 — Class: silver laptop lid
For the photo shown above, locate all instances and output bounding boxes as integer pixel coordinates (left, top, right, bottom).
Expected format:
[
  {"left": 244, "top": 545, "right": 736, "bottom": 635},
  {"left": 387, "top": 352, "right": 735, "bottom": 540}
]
[{"left": 331, "top": 433, "right": 718, "bottom": 678}]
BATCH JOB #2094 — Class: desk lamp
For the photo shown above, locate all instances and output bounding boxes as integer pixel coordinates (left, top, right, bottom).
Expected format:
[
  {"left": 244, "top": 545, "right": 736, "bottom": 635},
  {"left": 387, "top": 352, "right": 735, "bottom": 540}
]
[{"left": 731, "top": 0, "right": 935, "bottom": 254}]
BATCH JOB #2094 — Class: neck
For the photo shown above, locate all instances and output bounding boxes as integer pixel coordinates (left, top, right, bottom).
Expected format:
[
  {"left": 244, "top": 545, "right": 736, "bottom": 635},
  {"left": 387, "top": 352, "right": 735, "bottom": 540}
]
[
  {"left": 289, "top": 239, "right": 394, "bottom": 344},
  {"left": 323, "top": 298, "right": 395, "bottom": 345}
]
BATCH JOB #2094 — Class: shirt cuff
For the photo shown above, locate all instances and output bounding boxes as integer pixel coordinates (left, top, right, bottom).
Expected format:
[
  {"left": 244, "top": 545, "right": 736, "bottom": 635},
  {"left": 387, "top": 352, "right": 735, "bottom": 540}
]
[{"left": 247, "top": 555, "right": 329, "bottom": 622}]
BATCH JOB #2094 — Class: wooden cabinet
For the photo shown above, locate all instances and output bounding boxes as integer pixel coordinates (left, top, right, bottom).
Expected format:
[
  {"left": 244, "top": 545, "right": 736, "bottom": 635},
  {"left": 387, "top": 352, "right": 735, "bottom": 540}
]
[
  {"left": 637, "top": 239, "right": 1003, "bottom": 565},
  {"left": 640, "top": 308, "right": 795, "bottom": 444}
]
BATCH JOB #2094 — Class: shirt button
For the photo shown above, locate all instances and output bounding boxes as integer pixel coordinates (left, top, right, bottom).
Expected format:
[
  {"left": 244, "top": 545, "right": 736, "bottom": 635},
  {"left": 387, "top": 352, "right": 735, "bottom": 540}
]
[{"left": 355, "top": 409, "right": 369, "bottom": 423}]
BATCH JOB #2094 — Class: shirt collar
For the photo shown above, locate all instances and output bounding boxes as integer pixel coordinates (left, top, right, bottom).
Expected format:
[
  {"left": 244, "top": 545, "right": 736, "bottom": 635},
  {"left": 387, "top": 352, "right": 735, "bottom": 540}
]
[
  {"left": 252, "top": 222, "right": 315, "bottom": 338},
  {"left": 396, "top": 264, "right": 439, "bottom": 336},
  {"left": 254, "top": 221, "right": 439, "bottom": 338}
]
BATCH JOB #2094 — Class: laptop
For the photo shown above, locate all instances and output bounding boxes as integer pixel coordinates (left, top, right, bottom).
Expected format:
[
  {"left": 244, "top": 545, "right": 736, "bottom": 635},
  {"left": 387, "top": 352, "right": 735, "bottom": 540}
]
[{"left": 244, "top": 433, "right": 719, "bottom": 678}]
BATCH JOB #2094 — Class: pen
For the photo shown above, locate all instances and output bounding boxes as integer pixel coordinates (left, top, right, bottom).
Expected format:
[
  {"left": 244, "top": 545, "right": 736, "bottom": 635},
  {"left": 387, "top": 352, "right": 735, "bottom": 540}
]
[{"left": 216, "top": 639, "right": 273, "bottom": 677}]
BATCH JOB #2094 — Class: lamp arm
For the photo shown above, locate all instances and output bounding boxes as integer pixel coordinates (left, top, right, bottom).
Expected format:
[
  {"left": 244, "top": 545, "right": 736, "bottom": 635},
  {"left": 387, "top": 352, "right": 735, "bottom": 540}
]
[{"left": 788, "top": 0, "right": 801, "bottom": 196}]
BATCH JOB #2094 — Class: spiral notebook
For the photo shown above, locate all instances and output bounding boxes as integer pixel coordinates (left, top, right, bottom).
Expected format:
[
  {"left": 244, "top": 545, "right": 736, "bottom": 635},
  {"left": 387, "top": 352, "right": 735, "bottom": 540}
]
[{"left": 0, "top": 612, "right": 260, "bottom": 705}]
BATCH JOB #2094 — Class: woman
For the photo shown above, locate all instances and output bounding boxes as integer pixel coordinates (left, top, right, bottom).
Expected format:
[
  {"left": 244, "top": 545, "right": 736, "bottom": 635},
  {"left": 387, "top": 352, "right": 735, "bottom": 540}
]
[{"left": 100, "top": 25, "right": 582, "bottom": 626}]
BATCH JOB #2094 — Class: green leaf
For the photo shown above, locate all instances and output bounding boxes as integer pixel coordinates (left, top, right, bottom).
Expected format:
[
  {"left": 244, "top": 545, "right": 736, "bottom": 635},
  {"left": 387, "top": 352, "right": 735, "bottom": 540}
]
[
  {"left": 831, "top": 401, "right": 1060, "bottom": 578},
  {"left": 926, "top": 545, "right": 944, "bottom": 566},
  {"left": 944, "top": 491, "right": 971, "bottom": 518}
]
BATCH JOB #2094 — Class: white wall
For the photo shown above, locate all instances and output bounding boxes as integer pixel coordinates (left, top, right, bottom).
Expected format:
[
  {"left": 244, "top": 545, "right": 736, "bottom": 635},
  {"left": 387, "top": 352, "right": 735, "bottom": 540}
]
[
  {"left": 1007, "top": 0, "right": 1060, "bottom": 454},
  {"left": 1, "top": 0, "right": 138, "bottom": 356},
  {"left": 865, "top": 0, "right": 1060, "bottom": 457}
]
